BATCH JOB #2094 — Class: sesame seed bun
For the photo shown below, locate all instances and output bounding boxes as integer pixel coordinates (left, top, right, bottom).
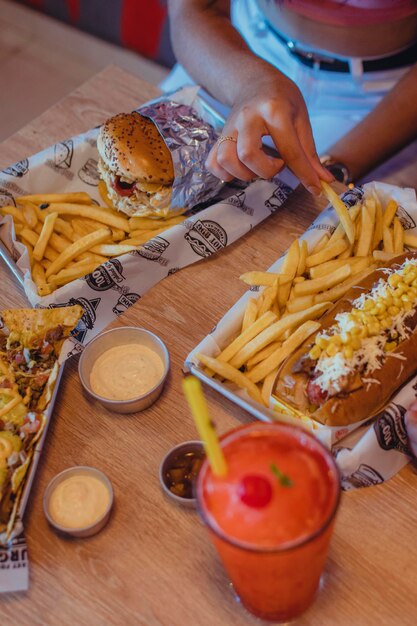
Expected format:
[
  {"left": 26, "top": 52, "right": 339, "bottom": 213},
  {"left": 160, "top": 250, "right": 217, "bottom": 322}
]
[
  {"left": 97, "top": 112, "right": 174, "bottom": 185},
  {"left": 96, "top": 112, "right": 175, "bottom": 217}
]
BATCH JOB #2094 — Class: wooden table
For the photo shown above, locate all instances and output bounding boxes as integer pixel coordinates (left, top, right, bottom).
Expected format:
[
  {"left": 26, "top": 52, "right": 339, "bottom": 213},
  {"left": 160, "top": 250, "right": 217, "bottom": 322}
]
[{"left": 0, "top": 66, "right": 416, "bottom": 626}]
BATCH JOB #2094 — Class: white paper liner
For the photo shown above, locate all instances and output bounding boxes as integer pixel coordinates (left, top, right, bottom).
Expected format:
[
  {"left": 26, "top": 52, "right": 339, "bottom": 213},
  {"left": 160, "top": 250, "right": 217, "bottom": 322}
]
[{"left": 185, "top": 181, "right": 417, "bottom": 489}]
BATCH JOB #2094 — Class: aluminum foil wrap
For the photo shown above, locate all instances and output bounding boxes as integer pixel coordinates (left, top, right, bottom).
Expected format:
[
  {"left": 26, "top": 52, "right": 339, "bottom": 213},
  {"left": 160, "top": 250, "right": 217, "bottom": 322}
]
[{"left": 137, "top": 89, "right": 225, "bottom": 214}]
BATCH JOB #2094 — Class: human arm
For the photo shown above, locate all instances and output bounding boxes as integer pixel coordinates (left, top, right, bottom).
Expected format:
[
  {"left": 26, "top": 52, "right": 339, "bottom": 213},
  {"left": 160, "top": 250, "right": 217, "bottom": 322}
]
[
  {"left": 167, "top": 0, "right": 332, "bottom": 193},
  {"left": 325, "top": 64, "right": 417, "bottom": 182}
]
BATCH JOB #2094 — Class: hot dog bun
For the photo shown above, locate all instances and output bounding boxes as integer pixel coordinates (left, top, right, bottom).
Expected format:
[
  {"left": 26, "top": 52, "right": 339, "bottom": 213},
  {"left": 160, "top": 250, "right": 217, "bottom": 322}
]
[{"left": 274, "top": 253, "right": 417, "bottom": 426}]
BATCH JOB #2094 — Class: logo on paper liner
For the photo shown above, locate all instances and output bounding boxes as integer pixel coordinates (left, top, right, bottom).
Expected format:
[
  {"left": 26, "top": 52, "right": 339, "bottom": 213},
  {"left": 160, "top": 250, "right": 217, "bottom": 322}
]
[
  {"left": 134, "top": 236, "right": 170, "bottom": 265},
  {"left": 85, "top": 259, "right": 125, "bottom": 292},
  {"left": 54, "top": 140, "right": 73, "bottom": 169},
  {"left": 264, "top": 182, "right": 293, "bottom": 213},
  {"left": 2, "top": 159, "right": 29, "bottom": 178},
  {"left": 78, "top": 158, "right": 100, "bottom": 186},
  {"left": 341, "top": 464, "right": 384, "bottom": 490},
  {"left": 113, "top": 292, "right": 140, "bottom": 316},
  {"left": 184, "top": 219, "right": 227, "bottom": 257},
  {"left": 373, "top": 403, "right": 409, "bottom": 454}
]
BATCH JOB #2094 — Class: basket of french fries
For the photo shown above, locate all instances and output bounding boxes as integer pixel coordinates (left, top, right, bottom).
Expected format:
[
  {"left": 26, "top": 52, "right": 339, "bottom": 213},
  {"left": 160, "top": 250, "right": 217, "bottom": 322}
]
[{"left": 186, "top": 180, "right": 417, "bottom": 465}]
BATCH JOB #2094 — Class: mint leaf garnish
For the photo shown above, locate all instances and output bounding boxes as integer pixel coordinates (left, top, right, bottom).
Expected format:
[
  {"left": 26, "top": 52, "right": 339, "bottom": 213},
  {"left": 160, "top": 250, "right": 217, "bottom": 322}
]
[{"left": 270, "top": 463, "right": 293, "bottom": 488}]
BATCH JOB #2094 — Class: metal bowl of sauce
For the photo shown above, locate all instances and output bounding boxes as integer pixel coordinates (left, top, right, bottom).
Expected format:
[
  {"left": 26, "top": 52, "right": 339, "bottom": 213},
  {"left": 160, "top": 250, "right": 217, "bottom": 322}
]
[
  {"left": 43, "top": 466, "right": 114, "bottom": 538},
  {"left": 159, "top": 441, "right": 205, "bottom": 508},
  {"left": 78, "top": 327, "right": 170, "bottom": 413}
]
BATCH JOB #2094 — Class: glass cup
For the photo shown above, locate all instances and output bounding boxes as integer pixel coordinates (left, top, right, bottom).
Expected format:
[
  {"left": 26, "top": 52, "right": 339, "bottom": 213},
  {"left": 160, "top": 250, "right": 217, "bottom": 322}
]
[{"left": 196, "top": 422, "right": 341, "bottom": 623}]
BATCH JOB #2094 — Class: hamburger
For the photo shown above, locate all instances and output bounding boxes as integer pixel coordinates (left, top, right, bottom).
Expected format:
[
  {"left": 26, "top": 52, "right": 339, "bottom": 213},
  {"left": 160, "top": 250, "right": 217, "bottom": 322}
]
[{"left": 97, "top": 112, "right": 174, "bottom": 217}]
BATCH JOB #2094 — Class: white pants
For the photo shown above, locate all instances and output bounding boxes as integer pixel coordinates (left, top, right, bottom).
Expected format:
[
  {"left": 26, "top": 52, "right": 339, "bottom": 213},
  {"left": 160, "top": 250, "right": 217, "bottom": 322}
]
[{"left": 161, "top": 0, "right": 417, "bottom": 188}]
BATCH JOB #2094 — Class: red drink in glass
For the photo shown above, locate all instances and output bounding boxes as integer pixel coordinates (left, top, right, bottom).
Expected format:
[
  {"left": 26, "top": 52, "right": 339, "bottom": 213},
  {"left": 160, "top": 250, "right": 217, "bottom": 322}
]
[{"left": 196, "top": 422, "right": 340, "bottom": 622}]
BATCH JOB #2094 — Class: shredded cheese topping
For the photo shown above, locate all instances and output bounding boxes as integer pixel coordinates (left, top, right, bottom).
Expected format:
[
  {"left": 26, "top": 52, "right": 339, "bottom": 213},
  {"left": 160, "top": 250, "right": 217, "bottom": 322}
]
[{"left": 312, "top": 259, "right": 417, "bottom": 394}]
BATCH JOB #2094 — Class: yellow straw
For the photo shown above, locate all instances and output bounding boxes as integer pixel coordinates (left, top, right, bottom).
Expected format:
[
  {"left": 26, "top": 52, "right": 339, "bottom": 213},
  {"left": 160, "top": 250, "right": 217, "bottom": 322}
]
[{"left": 182, "top": 375, "right": 228, "bottom": 477}]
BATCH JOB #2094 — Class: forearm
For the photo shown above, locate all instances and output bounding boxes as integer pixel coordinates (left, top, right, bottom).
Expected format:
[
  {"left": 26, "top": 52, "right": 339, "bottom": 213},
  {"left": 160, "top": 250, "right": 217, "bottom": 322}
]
[
  {"left": 326, "top": 64, "right": 417, "bottom": 181},
  {"left": 168, "top": 0, "right": 277, "bottom": 106}
]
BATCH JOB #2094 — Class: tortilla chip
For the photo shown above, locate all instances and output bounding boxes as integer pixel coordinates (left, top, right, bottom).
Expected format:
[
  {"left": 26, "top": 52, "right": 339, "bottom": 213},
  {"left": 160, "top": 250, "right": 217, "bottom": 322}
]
[
  {"left": 37, "top": 361, "right": 59, "bottom": 413},
  {"left": 2, "top": 305, "right": 83, "bottom": 348},
  {"left": 11, "top": 453, "right": 33, "bottom": 493}
]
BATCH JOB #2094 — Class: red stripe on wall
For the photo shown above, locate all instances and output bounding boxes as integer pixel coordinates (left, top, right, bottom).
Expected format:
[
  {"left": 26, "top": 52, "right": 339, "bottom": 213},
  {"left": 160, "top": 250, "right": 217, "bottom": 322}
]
[
  {"left": 66, "top": 0, "right": 80, "bottom": 22},
  {"left": 121, "top": 0, "right": 167, "bottom": 59}
]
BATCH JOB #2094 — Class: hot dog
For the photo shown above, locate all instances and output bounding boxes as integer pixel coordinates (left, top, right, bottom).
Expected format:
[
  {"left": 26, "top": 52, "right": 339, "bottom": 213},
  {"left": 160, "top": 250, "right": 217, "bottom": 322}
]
[{"left": 273, "top": 253, "right": 417, "bottom": 426}]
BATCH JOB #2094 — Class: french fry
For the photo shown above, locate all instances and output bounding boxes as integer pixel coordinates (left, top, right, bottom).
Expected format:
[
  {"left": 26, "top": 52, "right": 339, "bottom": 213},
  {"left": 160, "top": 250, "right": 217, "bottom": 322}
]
[
  {"left": 22, "top": 203, "right": 38, "bottom": 228},
  {"left": 293, "top": 264, "right": 351, "bottom": 297},
  {"left": 229, "top": 303, "right": 331, "bottom": 369},
  {"left": 309, "top": 256, "right": 372, "bottom": 279},
  {"left": 35, "top": 206, "right": 74, "bottom": 240},
  {"left": 355, "top": 200, "right": 375, "bottom": 257},
  {"left": 111, "top": 227, "right": 125, "bottom": 241},
  {"left": 1, "top": 206, "right": 25, "bottom": 223},
  {"left": 20, "top": 227, "right": 39, "bottom": 247},
  {"left": 17, "top": 192, "right": 92, "bottom": 205},
  {"left": 129, "top": 215, "right": 185, "bottom": 231},
  {"left": 310, "top": 233, "right": 329, "bottom": 255},
  {"left": 247, "top": 341, "right": 282, "bottom": 369},
  {"left": 328, "top": 203, "right": 362, "bottom": 246},
  {"left": 305, "top": 238, "right": 348, "bottom": 268},
  {"left": 218, "top": 311, "right": 277, "bottom": 364},
  {"left": 393, "top": 217, "right": 404, "bottom": 254},
  {"left": 261, "top": 367, "right": 279, "bottom": 407},
  {"left": 71, "top": 217, "right": 105, "bottom": 238},
  {"left": 278, "top": 239, "right": 299, "bottom": 309},
  {"left": 247, "top": 320, "right": 321, "bottom": 383},
  {"left": 40, "top": 258, "right": 51, "bottom": 271},
  {"left": 241, "top": 298, "right": 258, "bottom": 332},
  {"left": 43, "top": 203, "right": 130, "bottom": 232},
  {"left": 45, "top": 228, "right": 111, "bottom": 278},
  {"left": 372, "top": 194, "right": 383, "bottom": 250},
  {"left": 320, "top": 180, "right": 355, "bottom": 244},
  {"left": 286, "top": 295, "right": 314, "bottom": 314},
  {"left": 120, "top": 231, "right": 154, "bottom": 246},
  {"left": 196, "top": 353, "right": 263, "bottom": 404},
  {"left": 98, "top": 180, "right": 114, "bottom": 208},
  {"left": 257, "top": 280, "right": 279, "bottom": 317},
  {"left": 49, "top": 260, "right": 100, "bottom": 287},
  {"left": 404, "top": 232, "right": 417, "bottom": 249},
  {"left": 21, "top": 232, "right": 59, "bottom": 263},
  {"left": 372, "top": 250, "right": 397, "bottom": 262},
  {"left": 338, "top": 244, "right": 353, "bottom": 259},
  {"left": 31, "top": 262, "right": 47, "bottom": 290},
  {"left": 89, "top": 244, "right": 137, "bottom": 256},
  {"left": 239, "top": 271, "right": 292, "bottom": 288},
  {"left": 383, "top": 225, "right": 394, "bottom": 254},
  {"left": 314, "top": 266, "right": 376, "bottom": 304},
  {"left": 383, "top": 199, "right": 398, "bottom": 227},
  {"left": 33, "top": 212, "right": 58, "bottom": 261},
  {"left": 297, "top": 240, "right": 308, "bottom": 276}
]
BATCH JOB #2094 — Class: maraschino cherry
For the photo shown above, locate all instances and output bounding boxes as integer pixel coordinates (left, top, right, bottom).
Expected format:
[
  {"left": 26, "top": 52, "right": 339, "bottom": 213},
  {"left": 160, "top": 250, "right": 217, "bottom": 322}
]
[{"left": 238, "top": 474, "right": 272, "bottom": 508}]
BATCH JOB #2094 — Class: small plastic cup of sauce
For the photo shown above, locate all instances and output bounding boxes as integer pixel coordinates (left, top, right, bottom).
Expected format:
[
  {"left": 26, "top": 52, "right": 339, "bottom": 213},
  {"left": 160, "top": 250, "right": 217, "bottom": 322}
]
[{"left": 43, "top": 466, "right": 114, "bottom": 538}]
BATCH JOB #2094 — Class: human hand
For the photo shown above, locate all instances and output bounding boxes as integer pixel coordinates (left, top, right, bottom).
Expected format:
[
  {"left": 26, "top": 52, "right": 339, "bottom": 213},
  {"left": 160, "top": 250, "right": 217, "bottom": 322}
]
[
  {"left": 405, "top": 400, "right": 417, "bottom": 457},
  {"left": 206, "top": 69, "right": 333, "bottom": 194}
]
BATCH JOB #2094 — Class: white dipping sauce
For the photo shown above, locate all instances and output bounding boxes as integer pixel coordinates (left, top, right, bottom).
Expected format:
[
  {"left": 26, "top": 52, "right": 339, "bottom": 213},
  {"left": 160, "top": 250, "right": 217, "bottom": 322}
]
[
  {"left": 48, "top": 474, "right": 110, "bottom": 529},
  {"left": 89, "top": 344, "right": 164, "bottom": 400}
]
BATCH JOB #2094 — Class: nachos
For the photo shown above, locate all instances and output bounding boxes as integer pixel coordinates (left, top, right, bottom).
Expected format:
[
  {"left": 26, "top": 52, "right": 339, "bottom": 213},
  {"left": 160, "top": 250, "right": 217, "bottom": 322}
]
[{"left": 0, "top": 305, "right": 83, "bottom": 542}]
